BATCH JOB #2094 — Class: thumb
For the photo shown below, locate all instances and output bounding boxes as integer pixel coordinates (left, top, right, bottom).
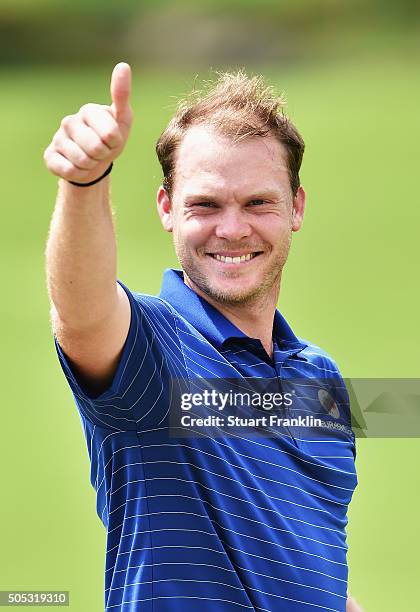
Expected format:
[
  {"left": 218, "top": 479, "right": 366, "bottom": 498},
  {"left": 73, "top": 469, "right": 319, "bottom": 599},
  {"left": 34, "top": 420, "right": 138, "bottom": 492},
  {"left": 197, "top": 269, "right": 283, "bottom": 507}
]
[{"left": 110, "top": 62, "right": 132, "bottom": 127}]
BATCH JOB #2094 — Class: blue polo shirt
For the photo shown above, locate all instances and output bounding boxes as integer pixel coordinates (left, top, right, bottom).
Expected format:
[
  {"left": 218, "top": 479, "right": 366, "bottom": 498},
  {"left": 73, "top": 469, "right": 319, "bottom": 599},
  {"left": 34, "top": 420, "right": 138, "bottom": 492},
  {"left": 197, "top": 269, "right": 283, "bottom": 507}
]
[{"left": 55, "top": 268, "right": 357, "bottom": 612}]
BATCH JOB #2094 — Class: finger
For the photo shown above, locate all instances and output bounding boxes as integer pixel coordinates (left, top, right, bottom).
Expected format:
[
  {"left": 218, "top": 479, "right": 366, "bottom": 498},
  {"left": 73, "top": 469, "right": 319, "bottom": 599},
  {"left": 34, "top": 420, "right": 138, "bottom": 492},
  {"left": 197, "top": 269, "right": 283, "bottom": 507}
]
[
  {"left": 80, "top": 104, "right": 123, "bottom": 150},
  {"left": 110, "top": 62, "right": 132, "bottom": 127},
  {"left": 61, "top": 116, "right": 112, "bottom": 161},
  {"left": 43, "top": 146, "right": 90, "bottom": 182},
  {"left": 53, "top": 134, "right": 99, "bottom": 171}
]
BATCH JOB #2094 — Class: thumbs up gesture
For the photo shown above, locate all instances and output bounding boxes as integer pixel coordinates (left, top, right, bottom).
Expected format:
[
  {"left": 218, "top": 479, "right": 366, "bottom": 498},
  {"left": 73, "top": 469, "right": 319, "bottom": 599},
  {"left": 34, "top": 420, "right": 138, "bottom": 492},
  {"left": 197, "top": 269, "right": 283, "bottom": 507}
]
[{"left": 44, "top": 63, "right": 133, "bottom": 184}]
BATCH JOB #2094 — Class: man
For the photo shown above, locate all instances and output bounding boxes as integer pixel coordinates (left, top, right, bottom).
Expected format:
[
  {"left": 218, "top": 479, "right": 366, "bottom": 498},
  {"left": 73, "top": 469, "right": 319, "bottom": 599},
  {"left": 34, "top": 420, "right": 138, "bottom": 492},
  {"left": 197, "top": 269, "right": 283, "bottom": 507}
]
[{"left": 44, "top": 63, "right": 362, "bottom": 611}]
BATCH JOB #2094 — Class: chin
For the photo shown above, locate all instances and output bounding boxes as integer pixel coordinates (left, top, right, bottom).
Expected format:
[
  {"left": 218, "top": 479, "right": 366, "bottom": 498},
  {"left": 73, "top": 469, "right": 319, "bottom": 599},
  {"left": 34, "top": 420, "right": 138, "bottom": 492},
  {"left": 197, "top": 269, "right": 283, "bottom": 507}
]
[
  {"left": 198, "top": 278, "right": 265, "bottom": 305},
  {"left": 212, "top": 291, "right": 259, "bottom": 305},
  {"left": 179, "top": 251, "right": 280, "bottom": 305}
]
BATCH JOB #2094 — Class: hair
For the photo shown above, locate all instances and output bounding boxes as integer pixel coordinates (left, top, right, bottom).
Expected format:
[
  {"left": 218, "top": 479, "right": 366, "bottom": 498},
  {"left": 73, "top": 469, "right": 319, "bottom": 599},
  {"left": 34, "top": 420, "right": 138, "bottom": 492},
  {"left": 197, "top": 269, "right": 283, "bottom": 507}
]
[{"left": 155, "top": 70, "right": 305, "bottom": 197}]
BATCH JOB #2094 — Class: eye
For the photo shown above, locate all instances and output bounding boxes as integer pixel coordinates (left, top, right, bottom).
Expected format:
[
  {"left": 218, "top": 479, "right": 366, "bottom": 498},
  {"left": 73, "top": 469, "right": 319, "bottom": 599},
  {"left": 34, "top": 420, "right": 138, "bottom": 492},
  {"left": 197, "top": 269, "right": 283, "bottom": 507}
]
[
  {"left": 194, "top": 202, "right": 216, "bottom": 208},
  {"left": 249, "top": 199, "right": 267, "bottom": 206}
]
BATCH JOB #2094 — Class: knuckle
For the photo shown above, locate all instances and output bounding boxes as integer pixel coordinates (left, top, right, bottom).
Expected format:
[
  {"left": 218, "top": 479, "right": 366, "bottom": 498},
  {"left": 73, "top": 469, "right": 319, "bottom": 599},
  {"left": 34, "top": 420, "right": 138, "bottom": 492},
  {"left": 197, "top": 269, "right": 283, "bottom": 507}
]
[
  {"left": 60, "top": 114, "right": 73, "bottom": 129},
  {"left": 80, "top": 153, "right": 95, "bottom": 169},
  {"left": 103, "top": 128, "right": 122, "bottom": 147},
  {"left": 44, "top": 158, "right": 55, "bottom": 173},
  {"left": 44, "top": 150, "right": 59, "bottom": 174},
  {"left": 79, "top": 102, "right": 98, "bottom": 115},
  {"left": 89, "top": 141, "right": 107, "bottom": 159},
  {"left": 51, "top": 131, "right": 62, "bottom": 148},
  {"left": 60, "top": 165, "right": 75, "bottom": 180}
]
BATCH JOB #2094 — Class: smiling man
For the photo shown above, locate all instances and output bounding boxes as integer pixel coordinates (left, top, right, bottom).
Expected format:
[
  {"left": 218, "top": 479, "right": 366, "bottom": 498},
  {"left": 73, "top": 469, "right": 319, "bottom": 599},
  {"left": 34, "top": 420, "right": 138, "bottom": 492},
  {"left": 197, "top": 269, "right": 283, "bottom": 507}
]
[
  {"left": 156, "top": 122, "right": 303, "bottom": 358},
  {"left": 44, "top": 63, "right": 361, "bottom": 611}
]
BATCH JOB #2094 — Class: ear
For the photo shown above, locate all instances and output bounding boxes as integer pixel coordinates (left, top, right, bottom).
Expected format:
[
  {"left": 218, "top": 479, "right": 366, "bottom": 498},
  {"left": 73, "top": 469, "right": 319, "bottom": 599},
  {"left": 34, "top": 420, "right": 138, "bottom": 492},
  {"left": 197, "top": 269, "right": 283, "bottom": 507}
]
[
  {"left": 291, "top": 185, "right": 306, "bottom": 232},
  {"left": 156, "top": 185, "right": 173, "bottom": 232}
]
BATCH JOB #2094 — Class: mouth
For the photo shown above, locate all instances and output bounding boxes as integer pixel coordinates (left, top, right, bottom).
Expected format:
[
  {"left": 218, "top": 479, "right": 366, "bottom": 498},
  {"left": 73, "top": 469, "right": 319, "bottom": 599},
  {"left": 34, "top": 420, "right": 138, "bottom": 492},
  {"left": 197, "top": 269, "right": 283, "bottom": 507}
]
[{"left": 205, "top": 251, "right": 264, "bottom": 265}]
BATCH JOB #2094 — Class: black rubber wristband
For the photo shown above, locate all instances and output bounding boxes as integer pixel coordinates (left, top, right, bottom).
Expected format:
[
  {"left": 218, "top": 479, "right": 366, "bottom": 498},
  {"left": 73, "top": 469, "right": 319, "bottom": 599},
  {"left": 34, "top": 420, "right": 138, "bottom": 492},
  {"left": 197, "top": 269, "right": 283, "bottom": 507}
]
[{"left": 68, "top": 162, "right": 113, "bottom": 187}]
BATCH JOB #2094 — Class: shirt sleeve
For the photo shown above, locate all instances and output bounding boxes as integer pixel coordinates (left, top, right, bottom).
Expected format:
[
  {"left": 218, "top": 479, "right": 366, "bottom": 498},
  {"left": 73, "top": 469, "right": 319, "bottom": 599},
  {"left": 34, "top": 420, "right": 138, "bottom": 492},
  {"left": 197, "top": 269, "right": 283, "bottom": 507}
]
[
  {"left": 54, "top": 280, "right": 178, "bottom": 432},
  {"left": 318, "top": 353, "right": 357, "bottom": 457},
  {"left": 297, "top": 342, "right": 357, "bottom": 457}
]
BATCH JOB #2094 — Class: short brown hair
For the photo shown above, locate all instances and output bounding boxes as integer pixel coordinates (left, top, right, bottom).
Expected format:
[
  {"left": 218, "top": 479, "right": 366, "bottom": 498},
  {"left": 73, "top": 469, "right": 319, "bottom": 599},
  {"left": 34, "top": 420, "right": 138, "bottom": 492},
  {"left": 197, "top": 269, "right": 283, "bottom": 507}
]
[{"left": 156, "top": 70, "right": 305, "bottom": 197}]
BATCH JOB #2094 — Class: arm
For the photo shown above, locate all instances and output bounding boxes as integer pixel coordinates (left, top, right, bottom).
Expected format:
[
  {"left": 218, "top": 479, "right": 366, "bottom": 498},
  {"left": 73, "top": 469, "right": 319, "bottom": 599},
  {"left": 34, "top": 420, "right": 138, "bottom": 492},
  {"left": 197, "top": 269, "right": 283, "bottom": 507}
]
[{"left": 44, "top": 63, "right": 133, "bottom": 395}]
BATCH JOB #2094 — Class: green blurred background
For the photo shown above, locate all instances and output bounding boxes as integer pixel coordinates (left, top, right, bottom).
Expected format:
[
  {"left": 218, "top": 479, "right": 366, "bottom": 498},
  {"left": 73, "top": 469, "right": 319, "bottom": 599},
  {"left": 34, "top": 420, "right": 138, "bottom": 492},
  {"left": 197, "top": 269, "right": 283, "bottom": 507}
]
[{"left": 1, "top": 1, "right": 419, "bottom": 610}]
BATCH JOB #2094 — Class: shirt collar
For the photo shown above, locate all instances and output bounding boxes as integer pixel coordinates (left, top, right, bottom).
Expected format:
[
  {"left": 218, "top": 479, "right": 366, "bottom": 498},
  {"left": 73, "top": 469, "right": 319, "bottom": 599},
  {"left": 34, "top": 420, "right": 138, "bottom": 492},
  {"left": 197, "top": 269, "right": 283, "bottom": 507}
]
[{"left": 159, "top": 268, "right": 308, "bottom": 357}]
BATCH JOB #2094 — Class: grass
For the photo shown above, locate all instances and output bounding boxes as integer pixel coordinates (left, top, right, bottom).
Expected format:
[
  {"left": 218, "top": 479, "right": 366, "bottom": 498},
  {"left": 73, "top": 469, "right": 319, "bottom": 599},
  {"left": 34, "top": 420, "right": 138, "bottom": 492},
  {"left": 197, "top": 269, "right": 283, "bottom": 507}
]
[{"left": 0, "top": 55, "right": 419, "bottom": 610}]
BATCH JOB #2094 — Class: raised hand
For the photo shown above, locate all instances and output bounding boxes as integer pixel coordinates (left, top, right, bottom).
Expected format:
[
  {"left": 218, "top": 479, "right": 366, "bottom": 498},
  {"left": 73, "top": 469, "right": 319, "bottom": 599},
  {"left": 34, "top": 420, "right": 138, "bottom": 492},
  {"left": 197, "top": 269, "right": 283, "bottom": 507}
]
[{"left": 44, "top": 62, "right": 133, "bottom": 184}]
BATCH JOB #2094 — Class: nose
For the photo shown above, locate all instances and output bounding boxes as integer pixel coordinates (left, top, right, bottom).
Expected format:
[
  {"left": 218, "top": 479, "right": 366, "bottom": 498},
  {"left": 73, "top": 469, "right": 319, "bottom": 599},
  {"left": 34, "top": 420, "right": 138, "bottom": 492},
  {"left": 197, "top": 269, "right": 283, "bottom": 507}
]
[{"left": 214, "top": 207, "right": 252, "bottom": 242}]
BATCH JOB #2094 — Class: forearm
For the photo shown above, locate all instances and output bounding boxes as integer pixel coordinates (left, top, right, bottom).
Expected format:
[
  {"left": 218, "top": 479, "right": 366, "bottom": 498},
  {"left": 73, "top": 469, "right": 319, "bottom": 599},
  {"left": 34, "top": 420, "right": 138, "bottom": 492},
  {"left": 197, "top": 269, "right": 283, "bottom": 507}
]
[{"left": 46, "top": 177, "right": 118, "bottom": 332}]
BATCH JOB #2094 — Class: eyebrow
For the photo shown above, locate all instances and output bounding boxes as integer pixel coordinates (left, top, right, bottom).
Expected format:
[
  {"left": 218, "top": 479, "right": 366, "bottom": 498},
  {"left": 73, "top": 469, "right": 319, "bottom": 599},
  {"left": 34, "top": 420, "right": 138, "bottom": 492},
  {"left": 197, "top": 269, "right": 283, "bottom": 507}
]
[
  {"left": 184, "top": 194, "right": 216, "bottom": 203},
  {"left": 183, "top": 190, "right": 284, "bottom": 203}
]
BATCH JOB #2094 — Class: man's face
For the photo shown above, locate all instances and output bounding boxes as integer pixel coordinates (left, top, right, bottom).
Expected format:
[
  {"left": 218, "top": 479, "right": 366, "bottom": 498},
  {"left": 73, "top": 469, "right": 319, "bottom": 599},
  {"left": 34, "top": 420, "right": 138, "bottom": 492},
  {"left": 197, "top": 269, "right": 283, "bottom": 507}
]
[{"left": 157, "top": 125, "right": 305, "bottom": 305}]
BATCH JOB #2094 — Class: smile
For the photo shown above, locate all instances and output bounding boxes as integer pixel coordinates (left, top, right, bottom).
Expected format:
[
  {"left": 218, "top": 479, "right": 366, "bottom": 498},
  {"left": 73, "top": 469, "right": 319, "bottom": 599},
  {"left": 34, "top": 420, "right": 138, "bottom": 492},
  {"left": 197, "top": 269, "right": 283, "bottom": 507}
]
[{"left": 206, "top": 252, "right": 263, "bottom": 264}]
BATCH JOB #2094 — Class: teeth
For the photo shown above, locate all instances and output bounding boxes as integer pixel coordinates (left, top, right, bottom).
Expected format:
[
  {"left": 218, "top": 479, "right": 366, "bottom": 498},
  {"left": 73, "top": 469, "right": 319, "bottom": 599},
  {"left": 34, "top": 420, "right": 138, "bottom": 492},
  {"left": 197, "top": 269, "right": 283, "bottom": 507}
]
[{"left": 213, "top": 253, "right": 257, "bottom": 263}]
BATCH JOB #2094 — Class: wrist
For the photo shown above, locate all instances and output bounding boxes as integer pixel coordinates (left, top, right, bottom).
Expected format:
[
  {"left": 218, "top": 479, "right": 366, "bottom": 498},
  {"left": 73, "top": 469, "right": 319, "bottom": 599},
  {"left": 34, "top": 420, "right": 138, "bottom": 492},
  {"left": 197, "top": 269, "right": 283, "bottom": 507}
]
[{"left": 67, "top": 162, "right": 113, "bottom": 187}]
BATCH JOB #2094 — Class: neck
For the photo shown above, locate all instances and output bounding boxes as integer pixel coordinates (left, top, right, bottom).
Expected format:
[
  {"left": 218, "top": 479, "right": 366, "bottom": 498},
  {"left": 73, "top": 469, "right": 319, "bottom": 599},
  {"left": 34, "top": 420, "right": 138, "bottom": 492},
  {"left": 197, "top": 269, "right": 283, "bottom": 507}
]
[{"left": 183, "top": 275, "right": 280, "bottom": 358}]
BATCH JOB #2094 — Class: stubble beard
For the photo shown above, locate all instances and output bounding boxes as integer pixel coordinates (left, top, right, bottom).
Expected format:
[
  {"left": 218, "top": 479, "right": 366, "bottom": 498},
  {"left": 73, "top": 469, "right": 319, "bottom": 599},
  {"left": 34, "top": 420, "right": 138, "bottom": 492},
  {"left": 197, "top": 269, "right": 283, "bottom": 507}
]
[{"left": 174, "top": 234, "right": 292, "bottom": 307}]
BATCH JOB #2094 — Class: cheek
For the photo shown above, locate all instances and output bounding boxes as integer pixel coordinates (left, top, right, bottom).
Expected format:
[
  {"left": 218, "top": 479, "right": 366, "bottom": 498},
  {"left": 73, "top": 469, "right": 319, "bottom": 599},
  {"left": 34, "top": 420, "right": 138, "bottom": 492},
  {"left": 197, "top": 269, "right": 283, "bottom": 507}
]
[
  {"left": 178, "top": 220, "right": 214, "bottom": 249},
  {"left": 256, "top": 216, "right": 287, "bottom": 240}
]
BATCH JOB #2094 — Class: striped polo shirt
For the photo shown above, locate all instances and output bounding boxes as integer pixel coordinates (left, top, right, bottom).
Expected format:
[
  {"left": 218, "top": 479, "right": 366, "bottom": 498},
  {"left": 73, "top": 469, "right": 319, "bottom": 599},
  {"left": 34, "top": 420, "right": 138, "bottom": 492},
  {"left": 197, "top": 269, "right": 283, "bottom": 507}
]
[{"left": 55, "top": 268, "right": 357, "bottom": 612}]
